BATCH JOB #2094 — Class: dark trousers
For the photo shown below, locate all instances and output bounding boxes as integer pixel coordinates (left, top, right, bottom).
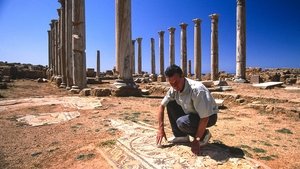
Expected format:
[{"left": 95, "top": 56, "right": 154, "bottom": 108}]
[{"left": 167, "top": 101, "right": 217, "bottom": 137}]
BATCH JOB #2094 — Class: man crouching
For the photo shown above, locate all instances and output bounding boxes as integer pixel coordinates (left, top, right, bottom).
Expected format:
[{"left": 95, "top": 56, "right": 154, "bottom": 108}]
[{"left": 156, "top": 64, "right": 218, "bottom": 155}]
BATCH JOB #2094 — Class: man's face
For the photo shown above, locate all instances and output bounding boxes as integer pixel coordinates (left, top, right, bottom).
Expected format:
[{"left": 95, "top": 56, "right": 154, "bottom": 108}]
[{"left": 167, "top": 74, "right": 184, "bottom": 92}]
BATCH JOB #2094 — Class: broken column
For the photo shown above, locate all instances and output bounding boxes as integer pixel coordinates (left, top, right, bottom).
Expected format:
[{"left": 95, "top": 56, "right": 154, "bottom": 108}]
[
  {"left": 210, "top": 14, "right": 219, "bottom": 81},
  {"left": 71, "top": 0, "right": 87, "bottom": 91},
  {"left": 136, "top": 37, "right": 142, "bottom": 75},
  {"left": 131, "top": 40, "right": 136, "bottom": 74},
  {"left": 180, "top": 23, "right": 188, "bottom": 77},
  {"left": 150, "top": 38, "right": 157, "bottom": 81},
  {"left": 96, "top": 50, "right": 101, "bottom": 81},
  {"left": 113, "top": 0, "right": 140, "bottom": 96},
  {"left": 235, "top": 0, "right": 246, "bottom": 82},
  {"left": 168, "top": 27, "right": 175, "bottom": 66},
  {"left": 65, "top": 0, "right": 73, "bottom": 89},
  {"left": 158, "top": 31, "right": 166, "bottom": 82},
  {"left": 193, "top": 18, "right": 202, "bottom": 80},
  {"left": 188, "top": 60, "right": 192, "bottom": 77},
  {"left": 58, "top": 4, "right": 67, "bottom": 88}
]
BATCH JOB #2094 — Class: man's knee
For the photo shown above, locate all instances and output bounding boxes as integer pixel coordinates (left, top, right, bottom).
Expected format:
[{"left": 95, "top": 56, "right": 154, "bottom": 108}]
[{"left": 176, "top": 117, "right": 188, "bottom": 131}]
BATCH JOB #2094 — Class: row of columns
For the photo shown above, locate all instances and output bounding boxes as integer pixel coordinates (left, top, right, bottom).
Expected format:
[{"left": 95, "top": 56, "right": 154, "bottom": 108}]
[{"left": 47, "top": 0, "right": 87, "bottom": 90}]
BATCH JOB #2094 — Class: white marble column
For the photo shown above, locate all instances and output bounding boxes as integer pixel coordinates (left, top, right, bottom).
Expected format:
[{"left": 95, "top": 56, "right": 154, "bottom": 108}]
[
  {"left": 180, "top": 23, "right": 188, "bottom": 77},
  {"left": 168, "top": 27, "right": 175, "bottom": 66},
  {"left": 65, "top": 0, "right": 73, "bottom": 89},
  {"left": 96, "top": 50, "right": 100, "bottom": 81},
  {"left": 131, "top": 40, "right": 136, "bottom": 74},
  {"left": 136, "top": 37, "right": 142, "bottom": 75},
  {"left": 193, "top": 18, "right": 202, "bottom": 80},
  {"left": 158, "top": 31, "right": 166, "bottom": 82},
  {"left": 210, "top": 14, "right": 219, "bottom": 81},
  {"left": 71, "top": 0, "right": 87, "bottom": 90},
  {"left": 236, "top": 0, "right": 246, "bottom": 81}
]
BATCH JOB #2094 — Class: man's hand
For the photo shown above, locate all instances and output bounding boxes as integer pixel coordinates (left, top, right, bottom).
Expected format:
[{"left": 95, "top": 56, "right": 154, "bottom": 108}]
[
  {"left": 156, "top": 128, "right": 167, "bottom": 145},
  {"left": 191, "top": 139, "right": 200, "bottom": 155}
]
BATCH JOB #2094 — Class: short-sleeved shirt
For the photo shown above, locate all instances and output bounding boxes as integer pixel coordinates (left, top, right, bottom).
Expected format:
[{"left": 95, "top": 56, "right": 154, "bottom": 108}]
[{"left": 161, "top": 78, "right": 218, "bottom": 118}]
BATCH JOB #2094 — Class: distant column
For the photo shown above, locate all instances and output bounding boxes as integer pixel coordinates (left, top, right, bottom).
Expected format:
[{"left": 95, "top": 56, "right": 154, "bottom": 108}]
[
  {"left": 65, "top": 0, "right": 73, "bottom": 89},
  {"left": 158, "top": 31, "right": 166, "bottom": 82},
  {"left": 236, "top": 0, "right": 246, "bottom": 80},
  {"left": 188, "top": 60, "right": 192, "bottom": 77},
  {"left": 71, "top": 0, "right": 87, "bottom": 90},
  {"left": 180, "top": 23, "right": 188, "bottom": 77},
  {"left": 150, "top": 38, "right": 156, "bottom": 75},
  {"left": 210, "top": 14, "right": 219, "bottom": 81},
  {"left": 54, "top": 20, "right": 59, "bottom": 77},
  {"left": 50, "top": 20, "right": 56, "bottom": 77},
  {"left": 168, "top": 27, "right": 175, "bottom": 66},
  {"left": 56, "top": 10, "right": 62, "bottom": 78},
  {"left": 131, "top": 40, "right": 136, "bottom": 74},
  {"left": 58, "top": 4, "right": 67, "bottom": 88},
  {"left": 136, "top": 37, "right": 142, "bottom": 75},
  {"left": 96, "top": 50, "right": 100, "bottom": 81},
  {"left": 193, "top": 18, "right": 202, "bottom": 80},
  {"left": 47, "top": 30, "right": 52, "bottom": 79}
]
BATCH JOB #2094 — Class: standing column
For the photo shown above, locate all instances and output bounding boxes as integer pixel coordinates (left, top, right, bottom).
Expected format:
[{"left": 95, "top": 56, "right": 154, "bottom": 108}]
[
  {"left": 180, "top": 23, "right": 188, "bottom": 77},
  {"left": 54, "top": 20, "right": 58, "bottom": 77},
  {"left": 131, "top": 40, "right": 136, "bottom": 74},
  {"left": 188, "top": 60, "right": 192, "bottom": 77},
  {"left": 56, "top": 10, "right": 61, "bottom": 78},
  {"left": 114, "top": 0, "right": 140, "bottom": 96},
  {"left": 210, "top": 14, "right": 219, "bottom": 81},
  {"left": 193, "top": 18, "right": 202, "bottom": 80},
  {"left": 58, "top": 5, "right": 67, "bottom": 88},
  {"left": 47, "top": 30, "right": 52, "bottom": 79},
  {"left": 168, "top": 27, "right": 175, "bottom": 66},
  {"left": 158, "top": 31, "right": 165, "bottom": 82},
  {"left": 236, "top": 0, "right": 246, "bottom": 81},
  {"left": 136, "top": 37, "right": 142, "bottom": 75},
  {"left": 71, "top": 0, "right": 87, "bottom": 90},
  {"left": 96, "top": 50, "right": 101, "bottom": 81},
  {"left": 50, "top": 20, "right": 56, "bottom": 78},
  {"left": 65, "top": 0, "right": 73, "bottom": 89},
  {"left": 150, "top": 38, "right": 157, "bottom": 82}
]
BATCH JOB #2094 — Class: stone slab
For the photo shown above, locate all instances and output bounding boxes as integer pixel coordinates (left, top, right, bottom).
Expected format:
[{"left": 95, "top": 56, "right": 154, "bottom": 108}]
[
  {"left": 201, "top": 80, "right": 214, "bottom": 87},
  {"left": 252, "top": 82, "right": 283, "bottom": 89},
  {"left": 215, "top": 99, "right": 224, "bottom": 107},
  {"left": 284, "top": 86, "right": 300, "bottom": 92}
]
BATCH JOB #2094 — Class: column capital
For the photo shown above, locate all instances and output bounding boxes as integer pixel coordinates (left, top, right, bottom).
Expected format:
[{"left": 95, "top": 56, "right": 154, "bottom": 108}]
[
  {"left": 136, "top": 37, "right": 142, "bottom": 43},
  {"left": 158, "top": 30, "right": 165, "bottom": 37},
  {"left": 168, "top": 27, "right": 176, "bottom": 33},
  {"left": 58, "top": 0, "right": 65, "bottom": 6},
  {"left": 179, "top": 23, "right": 188, "bottom": 29},
  {"left": 150, "top": 37, "right": 155, "bottom": 41},
  {"left": 209, "top": 13, "right": 219, "bottom": 21},
  {"left": 192, "top": 18, "right": 202, "bottom": 25},
  {"left": 132, "top": 39, "right": 136, "bottom": 44},
  {"left": 237, "top": 0, "right": 246, "bottom": 6},
  {"left": 57, "top": 8, "right": 62, "bottom": 16}
]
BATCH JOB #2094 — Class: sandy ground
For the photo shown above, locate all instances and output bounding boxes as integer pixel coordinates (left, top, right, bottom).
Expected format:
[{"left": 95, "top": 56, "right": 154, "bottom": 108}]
[{"left": 0, "top": 79, "right": 299, "bottom": 169}]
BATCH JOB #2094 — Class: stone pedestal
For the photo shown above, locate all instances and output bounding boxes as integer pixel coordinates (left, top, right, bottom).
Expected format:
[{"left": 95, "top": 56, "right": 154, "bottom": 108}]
[
  {"left": 193, "top": 18, "right": 202, "bottom": 80},
  {"left": 180, "top": 23, "right": 188, "bottom": 77},
  {"left": 158, "top": 31, "right": 166, "bottom": 82},
  {"left": 136, "top": 37, "right": 142, "bottom": 75},
  {"left": 236, "top": 0, "right": 246, "bottom": 80},
  {"left": 168, "top": 27, "right": 175, "bottom": 66},
  {"left": 210, "top": 14, "right": 219, "bottom": 81}
]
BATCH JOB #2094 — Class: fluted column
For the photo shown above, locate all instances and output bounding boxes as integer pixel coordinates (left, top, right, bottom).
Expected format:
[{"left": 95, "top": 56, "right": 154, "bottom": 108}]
[
  {"left": 188, "top": 60, "right": 192, "bottom": 77},
  {"left": 158, "top": 31, "right": 165, "bottom": 82},
  {"left": 50, "top": 20, "right": 56, "bottom": 77},
  {"left": 96, "top": 50, "right": 100, "bottom": 81},
  {"left": 58, "top": 4, "right": 67, "bottom": 88},
  {"left": 193, "top": 18, "right": 202, "bottom": 80},
  {"left": 168, "top": 27, "right": 175, "bottom": 66},
  {"left": 65, "top": 0, "right": 73, "bottom": 89},
  {"left": 236, "top": 0, "right": 246, "bottom": 80},
  {"left": 136, "top": 37, "right": 142, "bottom": 75},
  {"left": 54, "top": 20, "right": 59, "bottom": 77},
  {"left": 210, "top": 14, "right": 219, "bottom": 81},
  {"left": 71, "top": 0, "right": 87, "bottom": 90},
  {"left": 180, "top": 23, "right": 188, "bottom": 77},
  {"left": 47, "top": 30, "right": 52, "bottom": 79},
  {"left": 131, "top": 40, "right": 136, "bottom": 74},
  {"left": 150, "top": 38, "right": 156, "bottom": 75}
]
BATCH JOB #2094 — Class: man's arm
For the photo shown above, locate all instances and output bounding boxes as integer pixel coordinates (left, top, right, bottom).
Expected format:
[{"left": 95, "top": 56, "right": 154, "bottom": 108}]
[{"left": 156, "top": 104, "right": 167, "bottom": 145}]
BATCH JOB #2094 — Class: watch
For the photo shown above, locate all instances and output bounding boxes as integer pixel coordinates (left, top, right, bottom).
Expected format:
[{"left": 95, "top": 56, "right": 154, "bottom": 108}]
[{"left": 195, "top": 137, "right": 201, "bottom": 141}]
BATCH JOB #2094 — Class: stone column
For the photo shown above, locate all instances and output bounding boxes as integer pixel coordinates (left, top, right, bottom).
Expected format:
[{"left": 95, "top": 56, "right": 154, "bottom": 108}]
[
  {"left": 158, "top": 31, "right": 165, "bottom": 82},
  {"left": 47, "top": 30, "right": 52, "bottom": 79},
  {"left": 188, "top": 60, "right": 192, "bottom": 77},
  {"left": 150, "top": 38, "right": 157, "bottom": 81},
  {"left": 236, "top": 0, "right": 246, "bottom": 81},
  {"left": 54, "top": 20, "right": 59, "bottom": 77},
  {"left": 210, "top": 14, "right": 219, "bottom": 81},
  {"left": 56, "top": 10, "right": 61, "bottom": 78},
  {"left": 65, "top": 0, "right": 73, "bottom": 89},
  {"left": 58, "top": 4, "right": 67, "bottom": 88},
  {"left": 193, "top": 18, "right": 202, "bottom": 80},
  {"left": 50, "top": 20, "right": 56, "bottom": 78},
  {"left": 71, "top": 0, "right": 87, "bottom": 91},
  {"left": 136, "top": 37, "right": 142, "bottom": 75},
  {"left": 180, "top": 23, "right": 188, "bottom": 77},
  {"left": 114, "top": 0, "right": 140, "bottom": 96},
  {"left": 96, "top": 50, "right": 101, "bottom": 81},
  {"left": 131, "top": 40, "right": 136, "bottom": 74},
  {"left": 168, "top": 27, "right": 175, "bottom": 66}
]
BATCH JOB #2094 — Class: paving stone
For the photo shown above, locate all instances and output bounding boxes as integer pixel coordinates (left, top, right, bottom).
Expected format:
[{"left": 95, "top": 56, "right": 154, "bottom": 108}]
[{"left": 252, "top": 82, "right": 283, "bottom": 89}]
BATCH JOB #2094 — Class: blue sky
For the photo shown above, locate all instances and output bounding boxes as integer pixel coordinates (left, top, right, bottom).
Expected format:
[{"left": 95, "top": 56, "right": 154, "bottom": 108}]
[{"left": 0, "top": 0, "right": 299, "bottom": 73}]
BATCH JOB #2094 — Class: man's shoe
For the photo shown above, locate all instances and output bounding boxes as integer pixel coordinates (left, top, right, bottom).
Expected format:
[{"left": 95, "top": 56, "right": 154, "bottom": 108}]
[
  {"left": 168, "top": 136, "right": 190, "bottom": 143},
  {"left": 199, "top": 129, "right": 211, "bottom": 147}
]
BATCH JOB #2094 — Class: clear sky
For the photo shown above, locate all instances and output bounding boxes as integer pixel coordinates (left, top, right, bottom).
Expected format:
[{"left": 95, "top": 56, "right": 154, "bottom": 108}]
[{"left": 0, "top": 0, "right": 299, "bottom": 73}]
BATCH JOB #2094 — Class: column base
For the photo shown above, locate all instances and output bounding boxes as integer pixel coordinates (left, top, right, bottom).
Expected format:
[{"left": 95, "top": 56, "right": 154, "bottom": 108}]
[
  {"left": 157, "top": 75, "right": 166, "bottom": 82},
  {"left": 149, "top": 74, "right": 157, "bottom": 82},
  {"left": 234, "top": 78, "right": 247, "bottom": 83},
  {"left": 55, "top": 76, "right": 62, "bottom": 87},
  {"left": 66, "top": 86, "right": 71, "bottom": 90},
  {"left": 59, "top": 83, "right": 66, "bottom": 88},
  {"left": 112, "top": 78, "right": 141, "bottom": 97},
  {"left": 70, "top": 85, "right": 80, "bottom": 94}
]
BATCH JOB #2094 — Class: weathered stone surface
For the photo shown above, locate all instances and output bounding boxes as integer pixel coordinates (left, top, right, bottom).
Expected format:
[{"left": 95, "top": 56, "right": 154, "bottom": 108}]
[
  {"left": 236, "top": 0, "right": 246, "bottom": 80},
  {"left": 86, "top": 68, "right": 95, "bottom": 77},
  {"left": 86, "top": 77, "right": 101, "bottom": 84},
  {"left": 215, "top": 99, "right": 224, "bottom": 107},
  {"left": 141, "top": 89, "right": 150, "bottom": 95},
  {"left": 284, "top": 86, "right": 300, "bottom": 92},
  {"left": 70, "top": 88, "right": 80, "bottom": 94},
  {"left": 210, "top": 14, "right": 219, "bottom": 81},
  {"left": 250, "top": 75, "right": 262, "bottom": 84},
  {"left": 2, "top": 76, "right": 11, "bottom": 82},
  {"left": 180, "top": 23, "right": 188, "bottom": 77},
  {"left": 193, "top": 18, "right": 202, "bottom": 80},
  {"left": 37, "top": 78, "right": 48, "bottom": 83},
  {"left": 157, "top": 75, "right": 166, "bottom": 83},
  {"left": 0, "top": 82, "right": 8, "bottom": 89},
  {"left": 55, "top": 76, "right": 62, "bottom": 87},
  {"left": 234, "top": 78, "right": 247, "bottom": 83},
  {"left": 252, "top": 82, "right": 284, "bottom": 89},
  {"left": 201, "top": 80, "right": 214, "bottom": 87},
  {"left": 112, "top": 79, "right": 141, "bottom": 97},
  {"left": 286, "top": 78, "right": 297, "bottom": 85},
  {"left": 296, "top": 77, "right": 300, "bottom": 85},
  {"left": 220, "top": 86, "right": 233, "bottom": 91},
  {"left": 91, "top": 88, "right": 111, "bottom": 97},
  {"left": 79, "top": 88, "right": 91, "bottom": 96},
  {"left": 213, "top": 80, "right": 228, "bottom": 86}
]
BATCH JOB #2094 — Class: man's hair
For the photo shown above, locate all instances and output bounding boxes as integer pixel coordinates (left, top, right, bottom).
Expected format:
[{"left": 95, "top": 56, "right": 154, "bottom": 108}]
[{"left": 165, "top": 64, "right": 183, "bottom": 77}]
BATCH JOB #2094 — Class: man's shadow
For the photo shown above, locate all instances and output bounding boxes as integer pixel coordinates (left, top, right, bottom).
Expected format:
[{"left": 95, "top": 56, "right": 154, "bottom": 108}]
[{"left": 160, "top": 140, "right": 245, "bottom": 162}]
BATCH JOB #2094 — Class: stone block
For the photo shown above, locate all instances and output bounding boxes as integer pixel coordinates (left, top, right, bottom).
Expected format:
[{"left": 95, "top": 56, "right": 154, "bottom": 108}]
[
  {"left": 92, "top": 88, "right": 111, "bottom": 97},
  {"left": 297, "top": 77, "right": 300, "bottom": 85},
  {"left": 86, "top": 68, "right": 95, "bottom": 77},
  {"left": 250, "top": 75, "right": 262, "bottom": 84},
  {"left": 213, "top": 80, "right": 228, "bottom": 86},
  {"left": 286, "top": 78, "right": 297, "bottom": 85},
  {"left": 201, "top": 81, "right": 214, "bottom": 87},
  {"left": 80, "top": 88, "right": 91, "bottom": 96},
  {"left": 157, "top": 75, "right": 166, "bottom": 82},
  {"left": 0, "top": 82, "right": 8, "bottom": 89}
]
